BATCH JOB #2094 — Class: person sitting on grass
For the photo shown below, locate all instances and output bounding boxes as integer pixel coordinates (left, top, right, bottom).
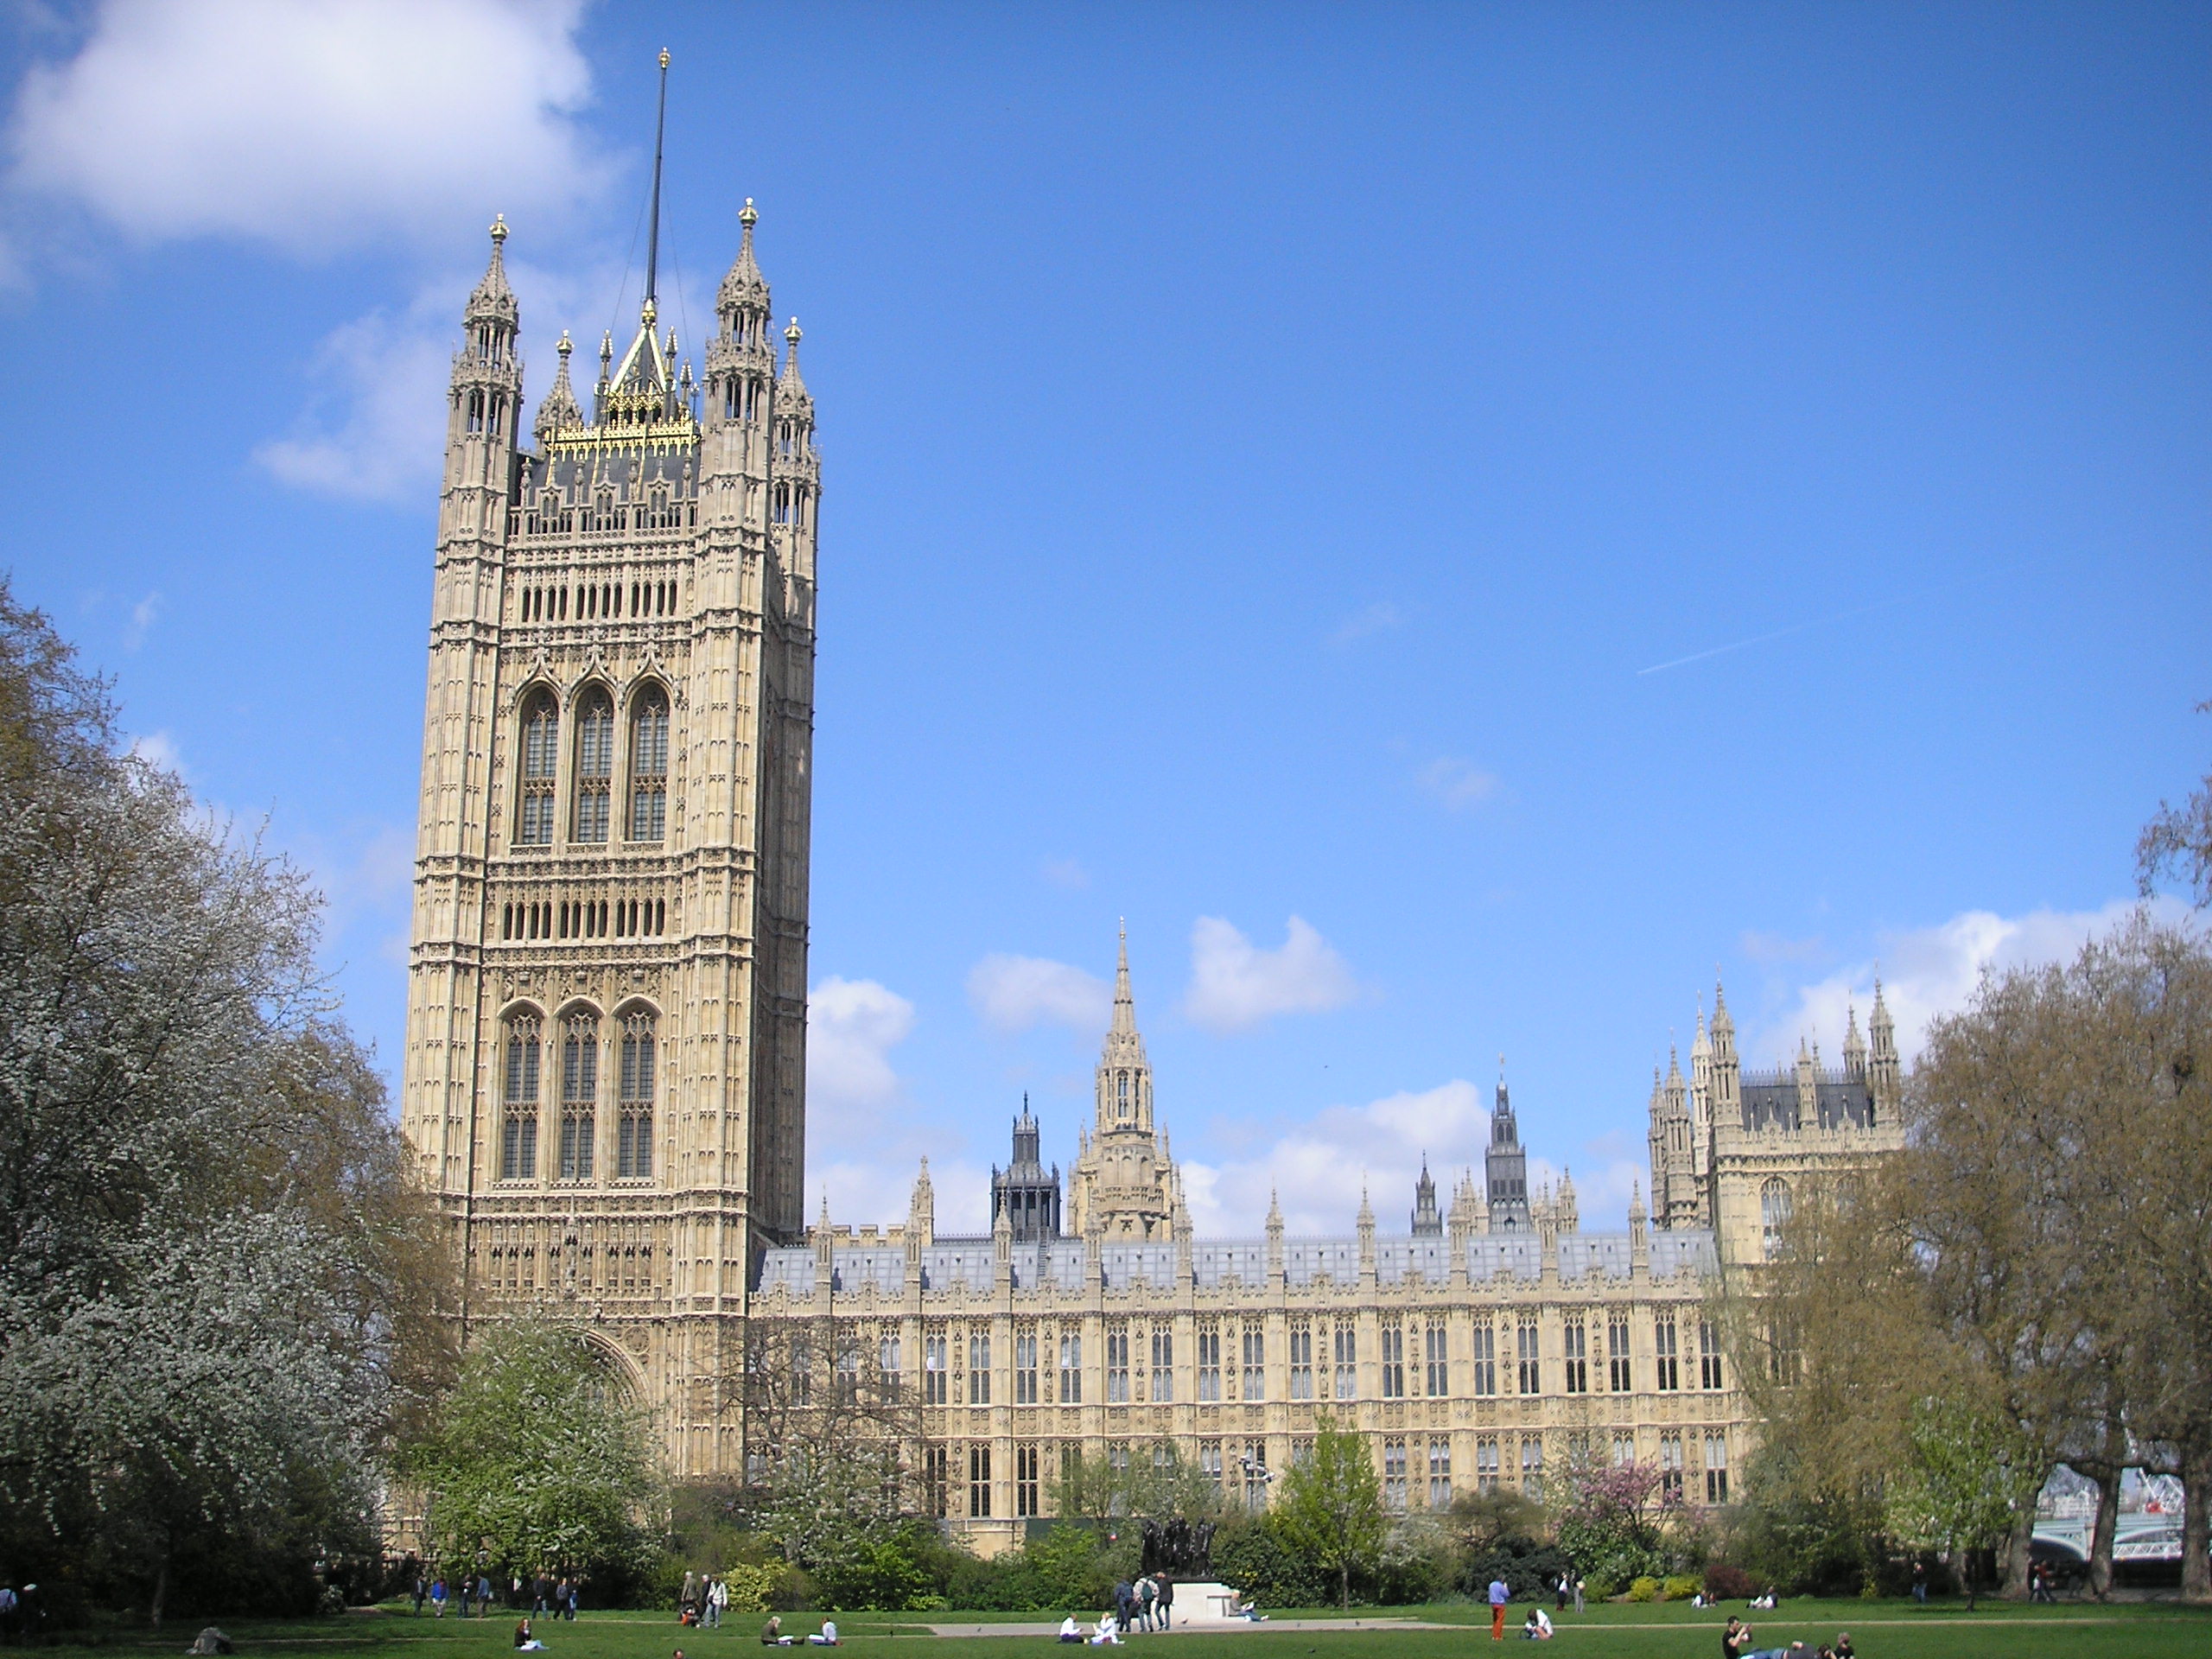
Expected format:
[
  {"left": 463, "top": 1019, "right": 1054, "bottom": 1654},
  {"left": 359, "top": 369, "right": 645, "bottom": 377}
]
[
  {"left": 1059, "top": 1617, "right": 1083, "bottom": 1643},
  {"left": 1089, "top": 1613, "right": 1121, "bottom": 1645},
  {"left": 805, "top": 1620, "right": 838, "bottom": 1646},
  {"left": 1833, "top": 1636, "right": 1854, "bottom": 1659},
  {"left": 762, "top": 1617, "right": 785, "bottom": 1645},
  {"left": 1522, "top": 1607, "right": 1553, "bottom": 1640},
  {"left": 513, "top": 1618, "right": 545, "bottom": 1651}
]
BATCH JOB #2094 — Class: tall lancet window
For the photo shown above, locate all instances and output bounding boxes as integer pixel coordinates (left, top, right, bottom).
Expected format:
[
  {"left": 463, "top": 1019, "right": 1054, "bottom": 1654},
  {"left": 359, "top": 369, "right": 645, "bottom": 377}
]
[
  {"left": 518, "top": 691, "right": 558, "bottom": 845},
  {"left": 619, "top": 1010, "right": 657, "bottom": 1179},
  {"left": 560, "top": 1011, "right": 599, "bottom": 1181},
  {"left": 1761, "top": 1179, "right": 1793, "bottom": 1259},
  {"left": 572, "top": 690, "right": 614, "bottom": 842},
  {"left": 629, "top": 689, "right": 669, "bottom": 842},
  {"left": 500, "top": 1014, "right": 542, "bottom": 1180},
  {"left": 1117, "top": 1072, "right": 1129, "bottom": 1120}
]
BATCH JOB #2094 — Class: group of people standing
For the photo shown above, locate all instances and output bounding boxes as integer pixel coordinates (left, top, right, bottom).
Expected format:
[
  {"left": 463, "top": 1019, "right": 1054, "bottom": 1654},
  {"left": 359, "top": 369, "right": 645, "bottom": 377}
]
[
  {"left": 678, "top": 1573, "right": 729, "bottom": 1628},
  {"left": 1060, "top": 1573, "right": 1178, "bottom": 1644},
  {"left": 410, "top": 1570, "right": 578, "bottom": 1621}
]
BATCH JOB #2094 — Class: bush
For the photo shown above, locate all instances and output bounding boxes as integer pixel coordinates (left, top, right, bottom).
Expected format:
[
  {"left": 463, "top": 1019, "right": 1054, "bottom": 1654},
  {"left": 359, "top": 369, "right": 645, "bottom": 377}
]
[
  {"left": 1626, "top": 1577, "right": 1661, "bottom": 1603},
  {"left": 1459, "top": 1538, "right": 1571, "bottom": 1603},
  {"left": 1215, "top": 1518, "right": 1331, "bottom": 1608},
  {"left": 1661, "top": 1575, "right": 1701, "bottom": 1602},
  {"left": 1701, "top": 1561, "right": 1754, "bottom": 1601}
]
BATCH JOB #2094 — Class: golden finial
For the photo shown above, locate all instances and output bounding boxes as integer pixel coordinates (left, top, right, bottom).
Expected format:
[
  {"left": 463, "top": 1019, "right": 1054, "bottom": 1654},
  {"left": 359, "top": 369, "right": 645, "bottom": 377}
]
[
  {"left": 658, "top": 47, "right": 671, "bottom": 69},
  {"left": 556, "top": 329, "right": 572, "bottom": 359},
  {"left": 785, "top": 316, "right": 802, "bottom": 346},
  {"left": 489, "top": 213, "right": 508, "bottom": 245},
  {"left": 740, "top": 197, "right": 758, "bottom": 229}
]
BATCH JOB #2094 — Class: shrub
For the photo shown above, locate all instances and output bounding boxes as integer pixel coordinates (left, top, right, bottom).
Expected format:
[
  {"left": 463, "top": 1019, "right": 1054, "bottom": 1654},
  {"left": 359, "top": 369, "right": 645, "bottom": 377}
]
[
  {"left": 1215, "top": 1518, "right": 1331, "bottom": 1608},
  {"left": 1627, "top": 1577, "right": 1661, "bottom": 1603},
  {"left": 722, "top": 1564, "right": 784, "bottom": 1614},
  {"left": 1661, "top": 1575, "right": 1701, "bottom": 1602},
  {"left": 1701, "top": 1561, "right": 1754, "bottom": 1602}
]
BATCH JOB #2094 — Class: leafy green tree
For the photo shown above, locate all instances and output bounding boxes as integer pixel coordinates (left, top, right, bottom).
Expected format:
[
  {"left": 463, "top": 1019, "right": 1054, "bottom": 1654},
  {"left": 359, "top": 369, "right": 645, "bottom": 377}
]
[
  {"left": 404, "top": 1323, "right": 659, "bottom": 1586},
  {"left": 1269, "top": 1413, "right": 1385, "bottom": 1609},
  {"left": 1882, "top": 1394, "right": 2040, "bottom": 1610}
]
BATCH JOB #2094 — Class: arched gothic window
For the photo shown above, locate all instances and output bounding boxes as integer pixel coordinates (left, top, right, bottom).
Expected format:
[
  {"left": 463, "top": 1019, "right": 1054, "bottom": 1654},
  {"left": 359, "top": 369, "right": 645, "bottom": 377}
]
[
  {"left": 518, "top": 690, "right": 557, "bottom": 844},
  {"left": 1761, "top": 1178, "right": 1793, "bottom": 1259},
  {"left": 560, "top": 1011, "right": 599, "bottom": 1181},
  {"left": 500, "top": 1014, "right": 542, "bottom": 1180},
  {"left": 629, "top": 688, "right": 669, "bottom": 842},
  {"left": 619, "top": 1010, "right": 657, "bottom": 1179},
  {"left": 1116, "top": 1071, "right": 1129, "bottom": 1119},
  {"left": 572, "top": 689, "right": 614, "bottom": 842}
]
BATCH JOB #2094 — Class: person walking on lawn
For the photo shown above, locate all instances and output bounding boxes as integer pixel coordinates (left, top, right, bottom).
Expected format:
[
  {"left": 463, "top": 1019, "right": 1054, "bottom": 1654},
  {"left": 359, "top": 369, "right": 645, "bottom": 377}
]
[{"left": 1490, "top": 1577, "right": 1510, "bottom": 1641}]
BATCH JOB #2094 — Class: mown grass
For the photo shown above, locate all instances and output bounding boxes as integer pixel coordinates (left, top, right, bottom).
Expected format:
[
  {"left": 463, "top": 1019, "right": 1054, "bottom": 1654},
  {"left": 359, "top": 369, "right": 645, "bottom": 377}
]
[{"left": 64, "top": 1597, "right": 2212, "bottom": 1659}]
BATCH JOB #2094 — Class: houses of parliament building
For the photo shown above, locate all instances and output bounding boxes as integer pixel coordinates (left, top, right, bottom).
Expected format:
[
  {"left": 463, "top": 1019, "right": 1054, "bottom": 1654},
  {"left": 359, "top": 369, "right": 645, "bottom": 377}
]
[{"left": 399, "top": 200, "right": 1903, "bottom": 1552}]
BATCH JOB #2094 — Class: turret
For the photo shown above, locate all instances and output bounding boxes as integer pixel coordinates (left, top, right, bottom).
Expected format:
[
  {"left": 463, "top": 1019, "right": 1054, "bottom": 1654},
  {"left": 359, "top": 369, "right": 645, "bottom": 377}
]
[
  {"left": 1709, "top": 976, "right": 1742, "bottom": 1127},
  {"left": 441, "top": 217, "right": 524, "bottom": 561},
  {"left": 1410, "top": 1156, "right": 1442, "bottom": 1236},
  {"left": 703, "top": 197, "right": 775, "bottom": 524},
  {"left": 772, "top": 317, "right": 820, "bottom": 585},
  {"left": 1868, "top": 979, "right": 1901, "bottom": 1122},
  {"left": 533, "top": 330, "right": 582, "bottom": 448},
  {"left": 1555, "top": 1166, "right": 1579, "bottom": 1234},
  {"left": 1842, "top": 1001, "right": 1868, "bottom": 1082}
]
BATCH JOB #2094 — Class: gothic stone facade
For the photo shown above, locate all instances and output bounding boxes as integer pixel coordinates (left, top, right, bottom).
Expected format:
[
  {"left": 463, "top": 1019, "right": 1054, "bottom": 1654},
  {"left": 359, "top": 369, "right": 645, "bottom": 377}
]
[
  {"left": 400, "top": 207, "right": 1904, "bottom": 1533},
  {"left": 401, "top": 209, "right": 816, "bottom": 1477}
]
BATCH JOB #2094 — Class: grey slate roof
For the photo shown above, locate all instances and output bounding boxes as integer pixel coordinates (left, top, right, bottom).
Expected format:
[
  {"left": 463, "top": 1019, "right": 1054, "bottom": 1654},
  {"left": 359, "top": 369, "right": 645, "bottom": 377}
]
[{"left": 753, "top": 1228, "right": 1718, "bottom": 1296}]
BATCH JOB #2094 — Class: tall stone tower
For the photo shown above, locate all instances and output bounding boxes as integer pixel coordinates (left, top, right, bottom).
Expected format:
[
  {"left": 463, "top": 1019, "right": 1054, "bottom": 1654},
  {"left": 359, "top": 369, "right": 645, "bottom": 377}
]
[
  {"left": 1067, "top": 928, "right": 1185, "bottom": 1240},
  {"left": 399, "top": 135, "right": 818, "bottom": 1474}
]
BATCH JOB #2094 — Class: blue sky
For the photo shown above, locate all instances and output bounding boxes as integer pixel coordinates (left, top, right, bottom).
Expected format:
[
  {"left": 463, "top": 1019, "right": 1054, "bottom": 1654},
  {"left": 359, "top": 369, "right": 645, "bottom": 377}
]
[{"left": 3, "top": 1, "right": 2206, "bottom": 1236}]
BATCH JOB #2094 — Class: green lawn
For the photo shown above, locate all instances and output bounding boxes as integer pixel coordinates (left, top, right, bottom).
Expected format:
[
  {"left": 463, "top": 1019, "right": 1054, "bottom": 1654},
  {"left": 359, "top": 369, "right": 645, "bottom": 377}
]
[{"left": 62, "top": 1599, "right": 2212, "bottom": 1659}]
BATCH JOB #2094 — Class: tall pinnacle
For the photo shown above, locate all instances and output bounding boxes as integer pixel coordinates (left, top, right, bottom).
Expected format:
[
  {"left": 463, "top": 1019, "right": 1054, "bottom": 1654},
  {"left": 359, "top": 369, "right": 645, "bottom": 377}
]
[
  {"left": 643, "top": 48, "right": 671, "bottom": 319},
  {"left": 1112, "top": 918, "right": 1135, "bottom": 1034}
]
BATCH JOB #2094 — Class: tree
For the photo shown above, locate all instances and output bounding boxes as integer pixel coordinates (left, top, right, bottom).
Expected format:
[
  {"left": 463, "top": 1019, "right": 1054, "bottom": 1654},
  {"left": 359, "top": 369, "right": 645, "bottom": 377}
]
[
  {"left": 1552, "top": 1452, "right": 1678, "bottom": 1592},
  {"left": 0, "top": 585, "right": 452, "bottom": 1626},
  {"left": 1269, "top": 1414, "right": 1384, "bottom": 1609},
  {"left": 1882, "top": 1394, "right": 2041, "bottom": 1610},
  {"left": 2137, "top": 702, "right": 2212, "bottom": 908},
  {"left": 403, "top": 1322, "right": 659, "bottom": 1587},
  {"left": 735, "top": 1316, "right": 941, "bottom": 1610}
]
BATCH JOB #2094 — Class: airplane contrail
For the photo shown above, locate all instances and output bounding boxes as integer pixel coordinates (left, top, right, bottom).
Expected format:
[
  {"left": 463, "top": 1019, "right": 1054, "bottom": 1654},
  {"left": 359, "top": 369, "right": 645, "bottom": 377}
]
[{"left": 1637, "top": 594, "right": 1909, "bottom": 677}]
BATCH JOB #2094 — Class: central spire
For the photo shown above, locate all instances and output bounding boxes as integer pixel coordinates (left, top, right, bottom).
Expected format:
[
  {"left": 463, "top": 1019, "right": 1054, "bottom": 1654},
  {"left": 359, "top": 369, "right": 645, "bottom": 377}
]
[
  {"left": 644, "top": 46, "right": 671, "bottom": 320},
  {"left": 1111, "top": 918, "right": 1135, "bottom": 1034}
]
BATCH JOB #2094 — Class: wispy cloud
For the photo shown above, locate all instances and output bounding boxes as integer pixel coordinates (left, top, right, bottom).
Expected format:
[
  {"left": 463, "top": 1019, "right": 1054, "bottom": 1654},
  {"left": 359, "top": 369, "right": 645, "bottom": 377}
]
[
  {"left": 1184, "top": 915, "right": 1358, "bottom": 1034},
  {"left": 1039, "top": 856, "right": 1090, "bottom": 890},
  {"left": 1418, "top": 755, "right": 1503, "bottom": 812},
  {"left": 121, "top": 590, "right": 160, "bottom": 651},
  {"left": 1330, "top": 601, "right": 1403, "bottom": 647},
  {"left": 1637, "top": 593, "right": 1910, "bottom": 677},
  {"left": 1740, "top": 929, "right": 1824, "bottom": 965},
  {"left": 968, "top": 954, "right": 1112, "bottom": 1034}
]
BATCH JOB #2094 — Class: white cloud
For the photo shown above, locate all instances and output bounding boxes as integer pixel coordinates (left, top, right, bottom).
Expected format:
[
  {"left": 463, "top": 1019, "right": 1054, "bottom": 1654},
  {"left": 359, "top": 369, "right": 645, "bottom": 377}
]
[
  {"left": 807, "top": 976, "right": 916, "bottom": 1126},
  {"left": 1330, "top": 601, "right": 1402, "bottom": 646},
  {"left": 7, "top": 0, "right": 603, "bottom": 257},
  {"left": 1183, "top": 1079, "right": 1487, "bottom": 1235},
  {"left": 1754, "top": 897, "right": 2184, "bottom": 1067},
  {"left": 1418, "top": 756, "right": 1503, "bottom": 812},
  {"left": 127, "top": 729, "right": 181, "bottom": 773},
  {"left": 254, "top": 249, "right": 636, "bottom": 500},
  {"left": 968, "top": 954, "right": 1111, "bottom": 1034},
  {"left": 1184, "top": 914, "right": 1358, "bottom": 1033},
  {"left": 253, "top": 300, "right": 452, "bottom": 499},
  {"left": 1039, "top": 856, "right": 1090, "bottom": 890},
  {"left": 121, "top": 590, "right": 161, "bottom": 651}
]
